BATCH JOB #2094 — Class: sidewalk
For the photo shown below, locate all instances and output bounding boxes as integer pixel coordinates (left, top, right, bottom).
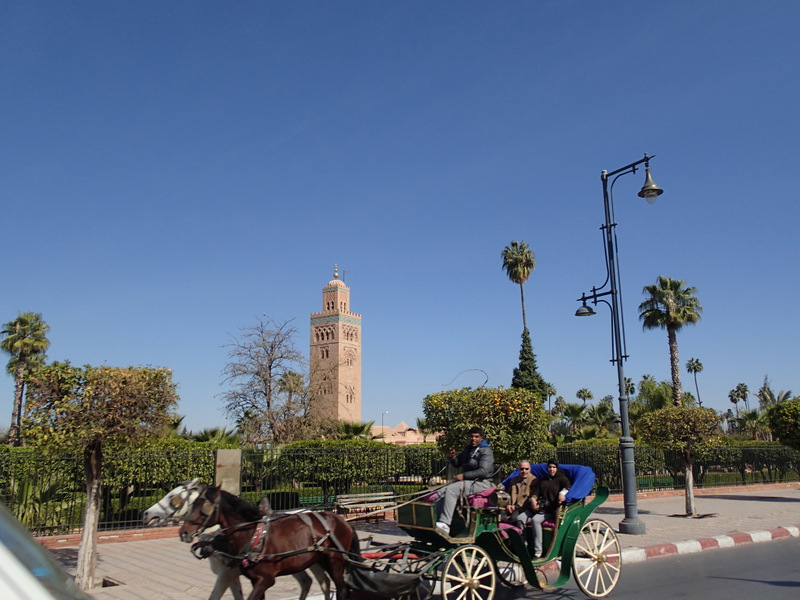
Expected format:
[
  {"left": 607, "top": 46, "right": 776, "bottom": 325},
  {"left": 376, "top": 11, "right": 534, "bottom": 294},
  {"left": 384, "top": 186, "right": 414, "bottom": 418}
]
[{"left": 47, "top": 483, "right": 800, "bottom": 600}]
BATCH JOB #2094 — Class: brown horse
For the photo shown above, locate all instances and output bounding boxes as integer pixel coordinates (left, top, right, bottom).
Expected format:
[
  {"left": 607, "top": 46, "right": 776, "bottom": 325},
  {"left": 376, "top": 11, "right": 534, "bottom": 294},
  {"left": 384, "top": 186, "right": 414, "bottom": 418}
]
[{"left": 179, "top": 484, "right": 360, "bottom": 600}]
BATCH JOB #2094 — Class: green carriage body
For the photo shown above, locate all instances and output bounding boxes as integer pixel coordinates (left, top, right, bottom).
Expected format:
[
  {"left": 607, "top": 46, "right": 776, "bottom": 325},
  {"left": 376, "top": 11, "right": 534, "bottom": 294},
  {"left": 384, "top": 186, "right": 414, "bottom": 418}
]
[{"left": 393, "top": 483, "right": 620, "bottom": 599}]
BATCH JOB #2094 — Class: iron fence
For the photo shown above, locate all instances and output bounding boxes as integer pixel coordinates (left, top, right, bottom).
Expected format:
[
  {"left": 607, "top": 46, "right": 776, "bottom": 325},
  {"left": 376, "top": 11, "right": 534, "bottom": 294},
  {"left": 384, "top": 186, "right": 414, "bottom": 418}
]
[{"left": 0, "top": 448, "right": 216, "bottom": 536}]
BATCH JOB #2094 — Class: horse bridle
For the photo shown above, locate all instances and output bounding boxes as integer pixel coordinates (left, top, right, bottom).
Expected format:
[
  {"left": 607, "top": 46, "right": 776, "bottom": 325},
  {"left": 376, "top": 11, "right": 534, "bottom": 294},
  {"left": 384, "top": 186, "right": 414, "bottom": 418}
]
[
  {"left": 151, "top": 482, "right": 200, "bottom": 524},
  {"left": 184, "top": 489, "right": 221, "bottom": 536}
]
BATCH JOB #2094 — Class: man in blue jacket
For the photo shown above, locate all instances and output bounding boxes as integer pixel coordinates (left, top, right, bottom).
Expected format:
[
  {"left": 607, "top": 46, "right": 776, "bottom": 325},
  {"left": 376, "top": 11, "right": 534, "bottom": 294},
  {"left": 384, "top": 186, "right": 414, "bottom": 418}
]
[{"left": 435, "top": 426, "right": 495, "bottom": 537}]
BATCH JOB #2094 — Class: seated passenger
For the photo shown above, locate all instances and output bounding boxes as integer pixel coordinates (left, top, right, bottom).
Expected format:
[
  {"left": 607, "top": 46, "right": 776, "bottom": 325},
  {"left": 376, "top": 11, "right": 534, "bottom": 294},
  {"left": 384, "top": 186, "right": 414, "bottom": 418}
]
[
  {"left": 503, "top": 460, "right": 537, "bottom": 530},
  {"left": 530, "top": 459, "right": 571, "bottom": 558}
]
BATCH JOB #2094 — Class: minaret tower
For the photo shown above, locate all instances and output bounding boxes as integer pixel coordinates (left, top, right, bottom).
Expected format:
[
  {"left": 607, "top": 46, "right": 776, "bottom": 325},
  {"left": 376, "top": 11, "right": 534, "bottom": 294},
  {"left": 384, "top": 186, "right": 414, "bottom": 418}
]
[{"left": 309, "top": 266, "right": 362, "bottom": 422}]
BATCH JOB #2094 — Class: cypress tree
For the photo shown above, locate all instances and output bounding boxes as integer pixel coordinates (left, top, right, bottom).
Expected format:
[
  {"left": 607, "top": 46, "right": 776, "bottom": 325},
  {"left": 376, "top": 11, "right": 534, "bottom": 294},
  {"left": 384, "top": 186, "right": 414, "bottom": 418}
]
[{"left": 511, "top": 328, "right": 547, "bottom": 401}]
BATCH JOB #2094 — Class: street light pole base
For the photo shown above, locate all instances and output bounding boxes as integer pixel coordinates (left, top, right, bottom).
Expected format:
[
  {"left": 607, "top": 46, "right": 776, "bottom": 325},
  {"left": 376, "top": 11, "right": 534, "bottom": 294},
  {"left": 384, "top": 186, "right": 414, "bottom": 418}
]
[{"left": 618, "top": 517, "right": 646, "bottom": 535}]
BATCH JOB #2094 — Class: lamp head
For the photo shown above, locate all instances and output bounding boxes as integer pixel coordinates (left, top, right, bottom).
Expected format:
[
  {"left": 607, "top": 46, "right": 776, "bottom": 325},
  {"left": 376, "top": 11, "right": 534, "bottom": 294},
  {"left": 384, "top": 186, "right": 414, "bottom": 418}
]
[
  {"left": 575, "top": 304, "right": 596, "bottom": 317},
  {"left": 638, "top": 167, "right": 663, "bottom": 205}
]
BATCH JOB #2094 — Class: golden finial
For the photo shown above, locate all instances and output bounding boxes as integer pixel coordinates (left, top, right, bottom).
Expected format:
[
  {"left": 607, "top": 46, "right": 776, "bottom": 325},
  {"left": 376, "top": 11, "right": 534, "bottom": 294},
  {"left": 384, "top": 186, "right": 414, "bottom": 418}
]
[{"left": 333, "top": 264, "right": 339, "bottom": 279}]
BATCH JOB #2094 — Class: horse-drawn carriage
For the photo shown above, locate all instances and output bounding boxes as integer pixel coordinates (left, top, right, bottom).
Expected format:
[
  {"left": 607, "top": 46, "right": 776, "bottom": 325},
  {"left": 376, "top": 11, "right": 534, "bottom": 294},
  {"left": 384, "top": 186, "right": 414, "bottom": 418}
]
[{"left": 144, "top": 464, "right": 620, "bottom": 600}]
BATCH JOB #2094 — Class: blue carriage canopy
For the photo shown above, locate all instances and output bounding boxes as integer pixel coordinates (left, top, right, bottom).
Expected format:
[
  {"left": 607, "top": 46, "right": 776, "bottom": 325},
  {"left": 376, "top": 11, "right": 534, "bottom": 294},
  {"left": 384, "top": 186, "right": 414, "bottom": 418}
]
[{"left": 501, "top": 463, "right": 596, "bottom": 503}]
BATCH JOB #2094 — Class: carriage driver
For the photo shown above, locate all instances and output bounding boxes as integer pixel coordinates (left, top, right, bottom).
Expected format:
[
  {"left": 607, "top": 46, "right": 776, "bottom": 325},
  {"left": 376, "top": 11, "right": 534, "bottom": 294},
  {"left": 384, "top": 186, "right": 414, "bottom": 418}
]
[{"left": 434, "top": 426, "right": 495, "bottom": 537}]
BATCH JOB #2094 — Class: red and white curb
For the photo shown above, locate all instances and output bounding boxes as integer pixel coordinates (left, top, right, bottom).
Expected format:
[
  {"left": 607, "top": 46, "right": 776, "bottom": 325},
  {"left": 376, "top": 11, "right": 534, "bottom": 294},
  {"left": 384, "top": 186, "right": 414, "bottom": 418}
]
[{"left": 621, "top": 526, "right": 800, "bottom": 563}]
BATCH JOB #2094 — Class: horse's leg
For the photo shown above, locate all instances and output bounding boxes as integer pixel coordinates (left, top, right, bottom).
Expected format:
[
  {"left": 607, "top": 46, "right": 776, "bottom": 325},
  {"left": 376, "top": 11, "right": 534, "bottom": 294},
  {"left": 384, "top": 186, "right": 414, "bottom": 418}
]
[
  {"left": 293, "top": 570, "right": 312, "bottom": 600},
  {"left": 208, "top": 555, "right": 244, "bottom": 600},
  {"left": 319, "top": 557, "right": 348, "bottom": 600},
  {"left": 308, "top": 563, "right": 332, "bottom": 600},
  {"left": 246, "top": 571, "right": 275, "bottom": 600}
]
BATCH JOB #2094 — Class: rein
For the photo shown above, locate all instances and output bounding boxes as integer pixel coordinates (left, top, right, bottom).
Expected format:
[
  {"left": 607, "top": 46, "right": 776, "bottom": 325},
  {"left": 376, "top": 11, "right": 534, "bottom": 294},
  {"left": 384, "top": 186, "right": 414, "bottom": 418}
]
[{"left": 190, "top": 508, "right": 356, "bottom": 568}]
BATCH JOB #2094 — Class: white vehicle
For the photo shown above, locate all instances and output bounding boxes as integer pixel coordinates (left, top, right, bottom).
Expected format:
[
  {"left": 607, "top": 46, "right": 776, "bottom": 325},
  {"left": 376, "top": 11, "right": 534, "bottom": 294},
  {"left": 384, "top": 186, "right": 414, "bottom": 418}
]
[{"left": 0, "top": 502, "right": 89, "bottom": 600}]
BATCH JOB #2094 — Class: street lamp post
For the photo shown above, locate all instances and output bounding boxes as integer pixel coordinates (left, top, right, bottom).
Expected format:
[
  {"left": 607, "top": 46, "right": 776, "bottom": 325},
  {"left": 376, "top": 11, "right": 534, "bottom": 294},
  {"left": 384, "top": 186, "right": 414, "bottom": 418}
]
[
  {"left": 576, "top": 153, "right": 662, "bottom": 535},
  {"left": 381, "top": 410, "right": 389, "bottom": 434}
]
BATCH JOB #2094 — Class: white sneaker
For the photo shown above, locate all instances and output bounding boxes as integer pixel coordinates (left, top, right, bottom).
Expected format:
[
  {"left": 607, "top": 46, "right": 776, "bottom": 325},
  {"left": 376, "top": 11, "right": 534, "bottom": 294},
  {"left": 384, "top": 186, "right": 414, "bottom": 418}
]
[{"left": 435, "top": 522, "right": 450, "bottom": 536}]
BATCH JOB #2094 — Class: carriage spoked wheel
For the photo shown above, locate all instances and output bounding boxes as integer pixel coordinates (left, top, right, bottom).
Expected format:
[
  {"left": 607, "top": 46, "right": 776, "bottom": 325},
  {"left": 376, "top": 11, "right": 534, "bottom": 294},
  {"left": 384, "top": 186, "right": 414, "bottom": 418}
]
[
  {"left": 571, "top": 519, "right": 622, "bottom": 599},
  {"left": 494, "top": 560, "right": 525, "bottom": 588},
  {"left": 441, "top": 545, "right": 496, "bottom": 600}
]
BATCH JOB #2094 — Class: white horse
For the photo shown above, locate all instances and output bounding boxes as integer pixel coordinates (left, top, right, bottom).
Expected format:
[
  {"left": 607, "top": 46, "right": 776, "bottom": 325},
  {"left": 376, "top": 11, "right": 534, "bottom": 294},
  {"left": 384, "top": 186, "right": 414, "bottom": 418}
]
[{"left": 142, "top": 479, "right": 331, "bottom": 600}]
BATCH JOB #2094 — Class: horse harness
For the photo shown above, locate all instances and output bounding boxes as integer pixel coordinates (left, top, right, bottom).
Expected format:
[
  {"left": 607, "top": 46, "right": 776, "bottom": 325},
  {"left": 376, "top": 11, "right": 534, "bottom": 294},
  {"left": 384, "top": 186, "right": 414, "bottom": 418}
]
[{"left": 191, "top": 509, "right": 349, "bottom": 569}]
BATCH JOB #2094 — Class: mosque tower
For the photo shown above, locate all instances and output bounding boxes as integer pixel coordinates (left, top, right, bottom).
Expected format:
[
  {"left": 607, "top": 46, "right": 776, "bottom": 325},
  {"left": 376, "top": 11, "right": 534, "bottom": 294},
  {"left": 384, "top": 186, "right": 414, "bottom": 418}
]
[{"left": 309, "top": 266, "right": 362, "bottom": 421}]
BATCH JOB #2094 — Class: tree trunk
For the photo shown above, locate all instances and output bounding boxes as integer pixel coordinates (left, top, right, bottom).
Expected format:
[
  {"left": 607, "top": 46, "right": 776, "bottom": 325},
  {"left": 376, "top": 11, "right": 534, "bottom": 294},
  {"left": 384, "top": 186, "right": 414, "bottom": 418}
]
[
  {"left": 76, "top": 440, "right": 103, "bottom": 590},
  {"left": 683, "top": 449, "right": 695, "bottom": 516},
  {"left": 668, "top": 326, "right": 682, "bottom": 405},
  {"left": 519, "top": 283, "right": 527, "bottom": 332},
  {"left": 8, "top": 362, "right": 25, "bottom": 446}
]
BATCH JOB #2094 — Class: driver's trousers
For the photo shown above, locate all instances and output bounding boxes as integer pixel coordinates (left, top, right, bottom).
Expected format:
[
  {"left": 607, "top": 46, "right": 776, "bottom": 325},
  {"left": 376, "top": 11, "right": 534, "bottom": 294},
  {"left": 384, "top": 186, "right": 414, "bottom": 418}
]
[{"left": 435, "top": 479, "right": 493, "bottom": 526}]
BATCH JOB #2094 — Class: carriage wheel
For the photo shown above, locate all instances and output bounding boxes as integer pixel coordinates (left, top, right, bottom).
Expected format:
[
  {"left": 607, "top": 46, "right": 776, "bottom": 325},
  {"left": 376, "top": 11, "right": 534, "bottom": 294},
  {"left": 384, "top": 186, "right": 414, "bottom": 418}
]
[
  {"left": 494, "top": 560, "right": 525, "bottom": 588},
  {"left": 571, "top": 519, "right": 621, "bottom": 599},
  {"left": 441, "top": 545, "right": 496, "bottom": 600}
]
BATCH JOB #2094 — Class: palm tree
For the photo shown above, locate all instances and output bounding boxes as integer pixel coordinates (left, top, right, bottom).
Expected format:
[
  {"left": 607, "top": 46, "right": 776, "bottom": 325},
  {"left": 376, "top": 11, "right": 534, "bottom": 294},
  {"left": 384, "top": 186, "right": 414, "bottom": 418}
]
[
  {"left": 544, "top": 383, "right": 557, "bottom": 413},
  {"left": 734, "top": 409, "right": 770, "bottom": 441},
  {"left": 586, "top": 403, "right": 618, "bottom": 433},
  {"left": 576, "top": 388, "right": 593, "bottom": 406},
  {"left": 624, "top": 377, "right": 636, "bottom": 399},
  {"left": 501, "top": 241, "right": 535, "bottom": 331},
  {"left": 278, "top": 371, "right": 305, "bottom": 405},
  {"left": 414, "top": 417, "right": 437, "bottom": 442},
  {"left": 639, "top": 277, "right": 702, "bottom": 406},
  {"left": 1, "top": 313, "right": 50, "bottom": 446},
  {"left": 735, "top": 382, "right": 750, "bottom": 412},
  {"left": 728, "top": 388, "right": 740, "bottom": 419},
  {"left": 685, "top": 358, "right": 704, "bottom": 407},
  {"left": 338, "top": 420, "right": 377, "bottom": 440},
  {"left": 562, "top": 402, "right": 587, "bottom": 435},
  {"left": 552, "top": 395, "right": 565, "bottom": 417},
  {"left": 193, "top": 427, "right": 240, "bottom": 443}
]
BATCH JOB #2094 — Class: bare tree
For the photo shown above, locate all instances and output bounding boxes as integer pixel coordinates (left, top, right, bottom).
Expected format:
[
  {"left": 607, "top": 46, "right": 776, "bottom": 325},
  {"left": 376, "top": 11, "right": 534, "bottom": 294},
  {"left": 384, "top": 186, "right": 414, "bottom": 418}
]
[{"left": 221, "top": 317, "right": 327, "bottom": 444}]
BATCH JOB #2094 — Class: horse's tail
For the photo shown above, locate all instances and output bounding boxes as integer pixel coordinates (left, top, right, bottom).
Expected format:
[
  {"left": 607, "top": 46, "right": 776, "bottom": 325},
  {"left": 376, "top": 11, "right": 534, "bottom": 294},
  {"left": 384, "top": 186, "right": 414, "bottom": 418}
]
[{"left": 348, "top": 524, "right": 363, "bottom": 562}]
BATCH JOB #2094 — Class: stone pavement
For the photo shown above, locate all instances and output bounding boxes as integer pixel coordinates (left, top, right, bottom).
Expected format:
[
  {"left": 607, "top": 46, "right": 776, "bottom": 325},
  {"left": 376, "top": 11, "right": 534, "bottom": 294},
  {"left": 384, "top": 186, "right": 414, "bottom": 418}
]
[{"left": 46, "top": 483, "right": 800, "bottom": 600}]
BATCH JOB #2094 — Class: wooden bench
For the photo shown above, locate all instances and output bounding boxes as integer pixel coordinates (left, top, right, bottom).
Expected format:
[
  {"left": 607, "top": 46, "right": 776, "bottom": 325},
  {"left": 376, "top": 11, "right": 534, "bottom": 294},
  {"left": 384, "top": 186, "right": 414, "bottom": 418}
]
[{"left": 334, "top": 492, "right": 396, "bottom": 521}]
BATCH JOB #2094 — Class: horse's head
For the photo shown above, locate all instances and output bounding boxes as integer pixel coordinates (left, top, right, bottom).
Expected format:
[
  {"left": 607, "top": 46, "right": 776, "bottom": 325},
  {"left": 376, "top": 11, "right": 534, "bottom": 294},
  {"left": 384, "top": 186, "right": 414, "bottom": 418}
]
[
  {"left": 178, "top": 484, "right": 222, "bottom": 543},
  {"left": 142, "top": 478, "right": 204, "bottom": 526}
]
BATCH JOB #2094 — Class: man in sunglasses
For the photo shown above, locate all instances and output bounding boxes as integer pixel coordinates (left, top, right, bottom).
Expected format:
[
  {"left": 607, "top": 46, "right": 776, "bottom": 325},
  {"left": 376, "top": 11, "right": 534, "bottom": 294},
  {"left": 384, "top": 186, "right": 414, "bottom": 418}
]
[{"left": 503, "top": 460, "right": 537, "bottom": 530}]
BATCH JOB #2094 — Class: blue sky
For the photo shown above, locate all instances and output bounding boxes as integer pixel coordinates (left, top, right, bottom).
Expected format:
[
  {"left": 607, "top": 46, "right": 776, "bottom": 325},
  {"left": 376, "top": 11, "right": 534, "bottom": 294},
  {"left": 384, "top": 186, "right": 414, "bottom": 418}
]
[{"left": 2, "top": 1, "right": 798, "bottom": 433}]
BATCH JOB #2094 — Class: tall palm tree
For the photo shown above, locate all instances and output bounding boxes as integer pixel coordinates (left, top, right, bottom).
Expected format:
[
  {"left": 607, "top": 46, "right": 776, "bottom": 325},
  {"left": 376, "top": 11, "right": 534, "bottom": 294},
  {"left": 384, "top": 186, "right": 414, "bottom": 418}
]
[
  {"left": 1, "top": 313, "right": 50, "bottom": 446},
  {"left": 624, "top": 377, "right": 636, "bottom": 399},
  {"left": 552, "top": 395, "right": 565, "bottom": 417},
  {"left": 685, "top": 358, "right": 704, "bottom": 407},
  {"left": 639, "top": 277, "right": 702, "bottom": 406},
  {"left": 501, "top": 241, "right": 535, "bottom": 331},
  {"left": 734, "top": 382, "right": 750, "bottom": 412},
  {"left": 728, "top": 387, "right": 741, "bottom": 419},
  {"left": 575, "top": 388, "right": 593, "bottom": 406},
  {"left": 544, "top": 383, "right": 557, "bottom": 412}
]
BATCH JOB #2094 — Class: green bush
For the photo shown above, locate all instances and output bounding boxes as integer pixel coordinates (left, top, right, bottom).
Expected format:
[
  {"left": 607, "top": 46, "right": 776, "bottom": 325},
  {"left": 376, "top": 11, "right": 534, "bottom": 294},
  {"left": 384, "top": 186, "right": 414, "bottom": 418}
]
[
  {"left": 276, "top": 440, "right": 406, "bottom": 500},
  {"left": 768, "top": 398, "right": 800, "bottom": 450}
]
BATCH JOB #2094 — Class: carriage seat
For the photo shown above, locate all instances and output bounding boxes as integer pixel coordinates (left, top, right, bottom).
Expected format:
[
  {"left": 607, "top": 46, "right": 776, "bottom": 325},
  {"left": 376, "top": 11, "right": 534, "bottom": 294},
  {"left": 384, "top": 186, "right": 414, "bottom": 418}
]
[
  {"left": 420, "top": 486, "right": 497, "bottom": 507},
  {"left": 466, "top": 487, "right": 496, "bottom": 508}
]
